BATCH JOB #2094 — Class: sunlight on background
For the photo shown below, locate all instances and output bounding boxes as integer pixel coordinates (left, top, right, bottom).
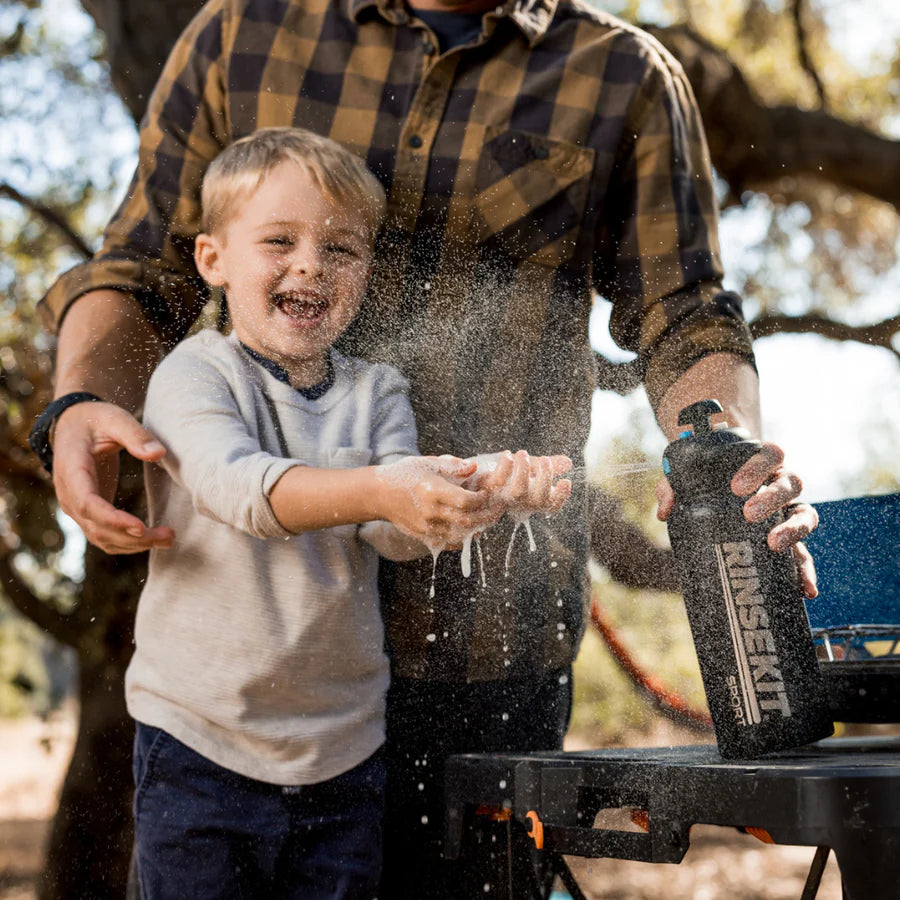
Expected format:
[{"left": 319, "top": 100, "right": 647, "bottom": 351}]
[{"left": 588, "top": 201, "right": 900, "bottom": 504}]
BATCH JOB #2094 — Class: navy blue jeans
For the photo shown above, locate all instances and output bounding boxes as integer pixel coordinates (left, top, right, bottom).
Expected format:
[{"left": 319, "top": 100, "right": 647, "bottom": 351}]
[{"left": 132, "top": 724, "right": 385, "bottom": 899}]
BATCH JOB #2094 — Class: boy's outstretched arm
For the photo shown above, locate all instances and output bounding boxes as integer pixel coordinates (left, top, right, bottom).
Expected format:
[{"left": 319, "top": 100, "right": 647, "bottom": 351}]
[{"left": 269, "top": 455, "right": 502, "bottom": 545}]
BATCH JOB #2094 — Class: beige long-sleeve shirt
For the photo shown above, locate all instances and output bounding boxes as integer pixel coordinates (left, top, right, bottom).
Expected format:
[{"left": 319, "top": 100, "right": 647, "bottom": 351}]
[{"left": 126, "top": 330, "right": 420, "bottom": 784}]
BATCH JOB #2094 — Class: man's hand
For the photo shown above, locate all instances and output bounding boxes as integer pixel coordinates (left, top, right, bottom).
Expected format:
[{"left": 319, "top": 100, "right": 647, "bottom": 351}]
[
  {"left": 53, "top": 401, "right": 175, "bottom": 554},
  {"left": 655, "top": 441, "right": 819, "bottom": 598}
]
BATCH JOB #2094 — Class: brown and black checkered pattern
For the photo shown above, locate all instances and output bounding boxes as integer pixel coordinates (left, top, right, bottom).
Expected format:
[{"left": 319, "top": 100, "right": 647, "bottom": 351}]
[{"left": 41, "top": 0, "right": 754, "bottom": 681}]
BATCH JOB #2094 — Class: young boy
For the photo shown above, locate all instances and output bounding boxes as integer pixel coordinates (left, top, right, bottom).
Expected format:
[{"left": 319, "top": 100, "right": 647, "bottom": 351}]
[{"left": 127, "top": 127, "right": 571, "bottom": 899}]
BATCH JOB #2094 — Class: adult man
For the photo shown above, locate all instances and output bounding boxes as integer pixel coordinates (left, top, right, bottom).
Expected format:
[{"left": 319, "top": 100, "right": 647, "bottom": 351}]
[{"left": 37, "top": 0, "right": 817, "bottom": 895}]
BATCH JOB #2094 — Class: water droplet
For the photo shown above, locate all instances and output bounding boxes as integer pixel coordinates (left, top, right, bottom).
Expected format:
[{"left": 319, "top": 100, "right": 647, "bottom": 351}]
[{"left": 461, "top": 533, "right": 473, "bottom": 577}]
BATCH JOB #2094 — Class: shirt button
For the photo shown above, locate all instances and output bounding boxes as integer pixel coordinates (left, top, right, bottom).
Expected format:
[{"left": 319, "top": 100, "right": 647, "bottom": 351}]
[{"left": 408, "top": 135, "right": 423, "bottom": 149}]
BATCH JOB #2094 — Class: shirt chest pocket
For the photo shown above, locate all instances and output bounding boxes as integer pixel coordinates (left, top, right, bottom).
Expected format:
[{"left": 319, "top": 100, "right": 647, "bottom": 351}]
[
  {"left": 327, "top": 447, "right": 373, "bottom": 469},
  {"left": 472, "top": 127, "right": 596, "bottom": 267},
  {"left": 323, "top": 447, "right": 374, "bottom": 540}
]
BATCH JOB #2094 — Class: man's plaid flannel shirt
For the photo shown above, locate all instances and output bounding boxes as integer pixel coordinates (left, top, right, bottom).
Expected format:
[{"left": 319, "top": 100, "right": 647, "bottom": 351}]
[{"left": 41, "top": 0, "right": 755, "bottom": 682}]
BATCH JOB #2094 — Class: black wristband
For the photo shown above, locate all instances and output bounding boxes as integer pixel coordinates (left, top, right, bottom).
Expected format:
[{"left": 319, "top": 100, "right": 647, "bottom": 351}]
[{"left": 28, "top": 392, "right": 103, "bottom": 475}]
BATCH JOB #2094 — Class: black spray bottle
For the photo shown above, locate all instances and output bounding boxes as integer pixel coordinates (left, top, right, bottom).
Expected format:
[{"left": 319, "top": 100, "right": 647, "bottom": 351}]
[{"left": 663, "top": 400, "right": 833, "bottom": 758}]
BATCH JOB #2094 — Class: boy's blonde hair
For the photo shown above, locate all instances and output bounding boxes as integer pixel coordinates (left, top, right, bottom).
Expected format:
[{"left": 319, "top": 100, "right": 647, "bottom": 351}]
[{"left": 200, "top": 127, "right": 387, "bottom": 237}]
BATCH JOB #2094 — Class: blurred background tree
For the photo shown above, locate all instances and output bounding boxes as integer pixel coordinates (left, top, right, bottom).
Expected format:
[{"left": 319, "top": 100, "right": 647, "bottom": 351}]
[{"left": 0, "top": 0, "right": 898, "bottom": 896}]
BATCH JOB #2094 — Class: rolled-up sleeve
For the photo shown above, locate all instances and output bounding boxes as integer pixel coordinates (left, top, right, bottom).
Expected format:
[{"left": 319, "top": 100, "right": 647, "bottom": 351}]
[
  {"left": 358, "top": 364, "right": 426, "bottom": 561},
  {"left": 594, "top": 38, "right": 755, "bottom": 411},
  {"left": 368, "top": 365, "right": 421, "bottom": 465},
  {"left": 39, "top": 0, "right": 232, "bottom": 345}
]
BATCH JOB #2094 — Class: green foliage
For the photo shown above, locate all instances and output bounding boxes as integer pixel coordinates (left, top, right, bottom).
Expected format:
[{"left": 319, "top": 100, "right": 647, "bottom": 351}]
[
  {"left": 0, "top": 0, "right": 137, "bottom": 330},
  {"left": 601, "top": 0, "right": 900, "bottom": 333},
  {"left": 0, "top": 597, "right": 51, "bottom": 717},
  {"left": 571, "top": 577, "right": 708, "bottom": 745},
  {"left": 575, "top": 429, "right": 707, "bottom": 743},
  {"left": 0, "top": 0, "right": 137, "bottom": 718},
  {"left": 0, "top": 0, "right": 898, "bottom": 731}
]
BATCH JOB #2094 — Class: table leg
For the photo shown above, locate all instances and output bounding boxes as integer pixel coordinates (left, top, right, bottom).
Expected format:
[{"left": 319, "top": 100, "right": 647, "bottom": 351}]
[{"left": 833, "top": 829, "right": 900, "bottom": 900}]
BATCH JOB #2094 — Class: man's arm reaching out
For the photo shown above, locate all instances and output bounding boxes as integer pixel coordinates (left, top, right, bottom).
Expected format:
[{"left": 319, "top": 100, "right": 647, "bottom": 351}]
[{"left": 50, "top": 289, "right": 175, "bottom": 554}]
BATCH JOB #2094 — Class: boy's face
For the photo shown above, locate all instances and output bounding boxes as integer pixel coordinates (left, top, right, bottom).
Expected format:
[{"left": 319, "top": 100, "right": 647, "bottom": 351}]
[{"left": 195, "top": 160, "right": 375, "bottom": 386}]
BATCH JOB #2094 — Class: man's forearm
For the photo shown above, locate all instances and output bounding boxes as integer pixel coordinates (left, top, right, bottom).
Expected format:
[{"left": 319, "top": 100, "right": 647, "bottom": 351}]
[
  {"left": 654, "top": 352, "right": 762, "bottom": 441},
  {"left": 54, "top": 289, "right": 165, "bottom": 413}
]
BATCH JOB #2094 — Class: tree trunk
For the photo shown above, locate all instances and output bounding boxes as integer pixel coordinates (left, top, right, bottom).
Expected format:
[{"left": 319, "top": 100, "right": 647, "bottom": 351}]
[
  {"left": 38, "top": 459, "right": 146, "bottom": 900},
  {"left": 38, "top": 652, "right": 136, "bottom": 900}
]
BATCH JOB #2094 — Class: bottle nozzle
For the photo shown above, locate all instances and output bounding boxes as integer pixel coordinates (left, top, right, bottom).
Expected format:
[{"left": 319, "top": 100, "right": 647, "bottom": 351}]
[{"left": 676, "top": 399, "right": 724, "bottom": 436}]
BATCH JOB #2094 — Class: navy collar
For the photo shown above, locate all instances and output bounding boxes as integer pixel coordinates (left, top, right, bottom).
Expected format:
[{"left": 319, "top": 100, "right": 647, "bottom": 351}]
[
  {"left": 349, "top": 0, "right": 557, "bottom": 47},
  {"left": 240, "top": 343, "right": 335, "bottom": 400}
]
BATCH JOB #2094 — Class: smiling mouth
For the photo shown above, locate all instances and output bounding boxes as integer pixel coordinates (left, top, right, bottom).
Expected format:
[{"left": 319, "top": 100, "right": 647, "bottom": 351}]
[{"left": 274, "top": 293, "right": 329, "bottom": 321}]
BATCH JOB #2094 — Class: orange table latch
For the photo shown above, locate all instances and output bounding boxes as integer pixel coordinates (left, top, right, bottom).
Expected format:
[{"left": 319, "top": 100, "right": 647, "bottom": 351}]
[
  {"left": 744, "top": 826, "right": 775, "bottom": 844},
  {"left": 525, "top": 810, "right": 544, "bottom": 849}
]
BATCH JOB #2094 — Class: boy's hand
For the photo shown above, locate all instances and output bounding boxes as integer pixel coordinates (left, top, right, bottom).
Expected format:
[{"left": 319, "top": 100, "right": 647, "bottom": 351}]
[
  {"left": 466, "top": 450, "right": 573, "bottom": 517},
  {"left": 376, "top": 456, "right": 503, "bottom": 547}
]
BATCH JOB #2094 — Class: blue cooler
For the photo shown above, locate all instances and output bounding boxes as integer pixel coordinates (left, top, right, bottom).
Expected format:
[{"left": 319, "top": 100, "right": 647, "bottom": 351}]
[{"left": 805, "top": 493, "right": 900, "bottom": 722}]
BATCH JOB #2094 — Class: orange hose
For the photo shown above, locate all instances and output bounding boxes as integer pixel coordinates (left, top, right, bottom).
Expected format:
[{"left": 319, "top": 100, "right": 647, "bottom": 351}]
[{"left": 590, "top": 587, "right": 713, "bottom": 731}]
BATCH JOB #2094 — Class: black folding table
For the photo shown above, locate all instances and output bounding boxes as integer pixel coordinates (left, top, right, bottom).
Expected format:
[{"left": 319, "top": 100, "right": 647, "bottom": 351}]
[
  {"left": 445, "top": 737, "right": 900, "bottom": 898},
  {"left": 445, "top": 494, "right": 900, "bottom": 899}
]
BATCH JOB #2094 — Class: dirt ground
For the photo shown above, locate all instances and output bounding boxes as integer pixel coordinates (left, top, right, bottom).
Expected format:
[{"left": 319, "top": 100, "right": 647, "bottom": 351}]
[
  {"left": 0, "top": 709, "right": 74, "bottom": 900},
  {"left": 0, "top": 709, "right": 847, "bottom": 899}
]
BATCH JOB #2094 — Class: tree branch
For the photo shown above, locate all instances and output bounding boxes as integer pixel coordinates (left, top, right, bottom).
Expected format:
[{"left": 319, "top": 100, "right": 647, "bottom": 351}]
[
  {"left": 594, "top": 354, "right": 644, "bottom": 395},
  {"left": 593, "top": 313, "right": 899, "bottom": 400},
  {"left": 0, "top": 182, "right": 94, "bottom": 259},
  {"left": 789, "top": 0, "right": 827, "bottom": 109},
  {"left": 0, "top": 552, "right": 82, "bottom": 647},
  {"left": 589, "top": 487, "right": 678, "bottom": 592},
  {"left": 645, "top": 25, "right": 900, "bottom": 210},
  {"left": 750, "top": 312, "right": 900, "bottom": 360}
]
